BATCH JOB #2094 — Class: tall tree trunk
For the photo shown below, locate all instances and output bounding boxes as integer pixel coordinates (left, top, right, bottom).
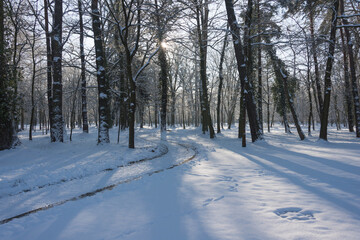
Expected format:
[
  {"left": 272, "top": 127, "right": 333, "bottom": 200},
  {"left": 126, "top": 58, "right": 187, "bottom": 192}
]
[
  {"left": 78, "top": 0, "right": 88, "bottom": 133},
  {"left": 127, "top": 58, "right": 136, "bottom": 148},
  {"left": 225, "top": 0, "right": 262, "bottom": 143},
  {"left": 195, "top": 0, "right": 215, "bottom": 138},
  {"left": 217, "top": 29, "right": 228, "bottom": 133},
  {"left": 256, "top": 0, "right": 263, "bottom": 134},
  {"left": 266, "top": 65, "right": 270, "bottom": 132},
  {"left": 340, "top": 0, "right": 360, "bottom": 137},
  {"left": 306, "top": 67, "right": 313, "bottom": 135},
  {"left": 159, "top": 46, "right": 168, "bottom": 133},
  {"left": 282, "top": 69, "right": 305, "bottom": 140},
  {"left": 0, "top": 0, "right": 18, "bottom": 150},
  {"left": 308, "top": 0, "right": 323, "bottom": 116},
  {"left": 340, "top": 27, "right": 354, "bottom": 132},
  {"left": 29, "top": 31, "right": 36, "bottom": 141},
  {"left": 44, "top": 0, "right": 53, "bottom": 140},
  {"left": 264, "top": 36, "right": 305, "bottom": 140},
  {"left": 155, "top": 0, "right": 168, "bottom": 133},
  {"left": 51, "top": 0, "right": 64, "bottom": 142},
  {"left": 319, "top": 0, "right": 340, "bottom": 141},
  {"left": 182, "top": 77, "right": 186, "bottom": 129},
  {"left": 91, "top": 0, "right": 111, "bottom": 144}
]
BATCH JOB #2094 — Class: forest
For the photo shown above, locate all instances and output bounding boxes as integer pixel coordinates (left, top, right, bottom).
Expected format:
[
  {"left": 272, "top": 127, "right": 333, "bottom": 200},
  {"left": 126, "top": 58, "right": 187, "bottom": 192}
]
[
  {"left": 0, "top": 0, "right": 360, "bottom": 239},
  {"left": 0, "top": 0, "right": 359, "bottom": 149}
]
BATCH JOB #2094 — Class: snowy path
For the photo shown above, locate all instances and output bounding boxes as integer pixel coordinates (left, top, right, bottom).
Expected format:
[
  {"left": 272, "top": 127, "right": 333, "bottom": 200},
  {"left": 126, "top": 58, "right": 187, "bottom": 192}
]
[
  {"left": 1, "top": 127, "right": 360, "bottom": 239},
  {"left": 0, "top": 132, "right": 197, "bottom": 224}
]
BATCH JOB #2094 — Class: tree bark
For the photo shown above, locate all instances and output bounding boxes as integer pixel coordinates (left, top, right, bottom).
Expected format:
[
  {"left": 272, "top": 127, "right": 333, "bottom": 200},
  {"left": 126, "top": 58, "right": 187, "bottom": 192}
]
[
  {"left": 339, "top": 27, "right": 354, "bottom": 132},
  {"left": 319, "top": 0, "right": 339, "bottom": 141},
  {"left": 256, "top": 0, "right": 263, "bottom": 134},
  {"left": 44, "top": 0, "right": 54, "bottom": 140},
  {"left": 91, "top": 0, "right": 111, "bottom": 144},
  {"left": 217, "top": 29, "right": 228, "bottom": 133},
  {"left": 51, "top": 0, "right": 64, "bottom": 142},
  {"left": 225, "top": 0, "right": 262, "bottom": 143},
  {"left": 78, "top": 0, "right": 88, "bottom": 133},
  {"left": 0, "top": 0, "right": 17, "bottom": 150},
  {"left": 195, "top": 0, "right": 215, "bottom": 138},
  {"left": 340, "top": 0, "right": 360, "bottom": 137},
  {"left": 308, "top": 0, "right": 323, "bottom": 116}
]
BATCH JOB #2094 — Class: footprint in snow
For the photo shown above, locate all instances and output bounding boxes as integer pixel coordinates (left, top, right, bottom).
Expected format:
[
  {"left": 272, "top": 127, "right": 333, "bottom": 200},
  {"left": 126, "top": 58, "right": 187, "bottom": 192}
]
[
  {"left": 228, "top": 183, "right": 239, "bottom": 192},
  {"left": 274, "top": 207, "right": 316, "bottom": 221},
  {"left": 218, "top": 176, "right": 236, "bottom": 182},
  {"left": 203, "top": 196, "right": 225, "bottom": 206}
]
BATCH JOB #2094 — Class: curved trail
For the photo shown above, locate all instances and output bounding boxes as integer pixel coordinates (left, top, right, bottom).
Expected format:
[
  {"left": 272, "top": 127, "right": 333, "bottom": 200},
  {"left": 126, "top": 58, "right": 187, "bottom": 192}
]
[
  {"left": 0, "top": 141, "right": 197, "bottom": 225},
  {"left": 1, "top": 143, "right": 168, "bottom": 199}
]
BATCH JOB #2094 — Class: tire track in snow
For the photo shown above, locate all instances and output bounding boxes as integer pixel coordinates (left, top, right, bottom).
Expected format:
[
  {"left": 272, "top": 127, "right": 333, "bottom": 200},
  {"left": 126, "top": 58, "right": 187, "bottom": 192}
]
[
  {"left": 0, "top": 141, "right": 197, "bottom": 225},
  {"left": 0, "top": 144, "right": 168, "bottom": 199}
]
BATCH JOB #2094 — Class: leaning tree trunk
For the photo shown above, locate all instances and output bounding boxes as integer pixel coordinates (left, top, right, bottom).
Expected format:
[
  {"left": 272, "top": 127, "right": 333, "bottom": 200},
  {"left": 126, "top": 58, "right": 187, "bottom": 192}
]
[
  {"left": 78, "top": 0, "right": 88, "bottom": 133},
  {"left": 281, "top": 69, "right": 305, "bottom": 140},
  {"left": 51, "top": 0, "right": 64, "bottom": 142},
  {"left": 264, "top": 36, "right": 305, "bottom": 140},
  {"left": 225, "top": 0, "right": 262, "bottom": 143},
  {"left": 91, "top": 0, "right": 111, "bottom": 144},
  {"left": 319, "top": 0, "right": 339, "bottom": 141}
]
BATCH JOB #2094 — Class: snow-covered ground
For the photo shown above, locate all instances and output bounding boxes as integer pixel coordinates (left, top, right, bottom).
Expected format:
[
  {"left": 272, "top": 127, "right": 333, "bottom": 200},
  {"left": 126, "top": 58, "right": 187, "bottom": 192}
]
[{"left": 0, "top": 125, "right": 360, "bottom": 240}]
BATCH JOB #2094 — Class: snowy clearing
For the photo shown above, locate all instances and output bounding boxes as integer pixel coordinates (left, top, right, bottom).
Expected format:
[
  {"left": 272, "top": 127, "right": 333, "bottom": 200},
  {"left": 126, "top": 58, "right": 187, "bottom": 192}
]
[{"left": 0, "top": 126, "right": 360, "bottom": 240}]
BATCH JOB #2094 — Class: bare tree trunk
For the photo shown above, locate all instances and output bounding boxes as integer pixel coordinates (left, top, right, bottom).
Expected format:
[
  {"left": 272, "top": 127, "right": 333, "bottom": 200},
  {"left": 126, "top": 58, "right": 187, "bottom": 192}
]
[
  {"left": 256, "top": 0, "right": 263, "bottom": 134},
  {"left": 225, "top": 0, "right": 261, "bottom": 143},
  {"left": 320, "top": 0, "right": 339, "bottom": 141},
  {"left": 340, "top": 27, "right": 354, "bottom": 132},
  {"left": 78, "top": 0, "right": 88, "bottom": 133},
  {"left": 306, "top": 68, "right": 313, "bottom": 135},
  {"left": 158, "top": 46, "right": 168, "bottom": 133},
  {"left": 340, "top": 0, "right": 360, "bottom": 137},
  {"left": 51, "top": 0, "right": 64, "bottom": 142},
  {"left": 29, "top": 27, "right": 36, "bottom": 141},
  {"left": 217, "top": 29, "right": 228, "bottom": 133},
  {"left": 282, "top": 71, "right": 305, "bottom": 140},
  {"left": 309, "top": 0, "right": 323, "bottom": 116},
  {"left": 195, "top": 0, "right": 215, "bottom": 138},
  {"left": 91, "top": 0, "right": 111, "bottom": 144},
  {"left": 264, "top": 36, "right": 304, "bottom": 140},
  {"left": 44, "top": 0, "right": 53, "bottom": 140},
  {"left": 70, "top": 78, "right": 81, "bottom": 141},
  {"left": 266, "top": 65, "right": 270, "bottom": 132}
]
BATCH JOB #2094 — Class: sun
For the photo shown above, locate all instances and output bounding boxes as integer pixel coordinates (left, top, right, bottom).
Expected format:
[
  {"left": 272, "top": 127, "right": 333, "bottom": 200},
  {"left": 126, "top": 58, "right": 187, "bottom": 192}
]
[{"left": 161, "top": 40, "right": 168, "bottom": 49}]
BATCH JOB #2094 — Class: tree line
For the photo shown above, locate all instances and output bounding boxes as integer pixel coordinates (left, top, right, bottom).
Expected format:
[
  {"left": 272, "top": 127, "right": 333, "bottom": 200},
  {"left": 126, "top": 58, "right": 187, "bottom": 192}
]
[{"left": 1, "top": 0, "right": 359, "bottom": 150}]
